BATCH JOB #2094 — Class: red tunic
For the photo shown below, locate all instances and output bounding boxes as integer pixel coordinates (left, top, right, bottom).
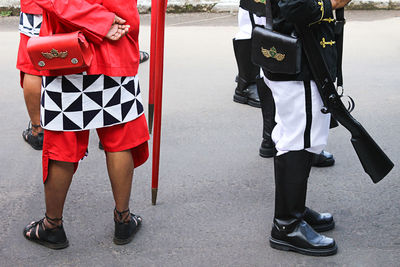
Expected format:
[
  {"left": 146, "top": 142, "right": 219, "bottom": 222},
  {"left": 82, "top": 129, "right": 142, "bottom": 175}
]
[
  {"left": 21, "top": 0, "right": 42, "bottom": 14},
  {"left": 34, "top": 0, "right": 140, "bottom": 77}
]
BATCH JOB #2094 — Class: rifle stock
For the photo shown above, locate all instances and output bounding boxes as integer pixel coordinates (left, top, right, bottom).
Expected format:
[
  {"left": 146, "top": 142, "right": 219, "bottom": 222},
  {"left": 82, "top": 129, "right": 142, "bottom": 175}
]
[
  {"left": 295, "top": 24, "right": 394, "bottom": 183},
  {"left": 350, "top": 132, "right": 393, "bottom": 184},
  {"left": 330, "top": 100, "right": 394, "bottom": 183}
]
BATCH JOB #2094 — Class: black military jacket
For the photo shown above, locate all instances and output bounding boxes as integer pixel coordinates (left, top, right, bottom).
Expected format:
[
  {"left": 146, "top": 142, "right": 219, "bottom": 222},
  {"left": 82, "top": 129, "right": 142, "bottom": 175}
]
[
  {"left": 265, "top": 0, "right": 338, "bottom": 82},
  {"left": 240, "top": 0, "right": 267, "bottom": 17}
]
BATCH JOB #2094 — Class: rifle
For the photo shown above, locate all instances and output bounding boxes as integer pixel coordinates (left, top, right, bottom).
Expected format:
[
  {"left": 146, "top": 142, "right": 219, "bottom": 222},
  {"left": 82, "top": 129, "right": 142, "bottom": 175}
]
[{"left": 294, "top": 17, "right": 394, "bottom": 184}]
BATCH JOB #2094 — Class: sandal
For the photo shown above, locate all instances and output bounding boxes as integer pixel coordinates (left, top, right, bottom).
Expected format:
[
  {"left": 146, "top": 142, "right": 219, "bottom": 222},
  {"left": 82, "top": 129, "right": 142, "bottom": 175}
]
[
  {"left": 139, "top": 51, "right": 149, "bottom": 64},
  {"left": 22, "top": 121, "right": 43, "bottom": 150},
  {"left": 113, "top": 208, "right": 142, "bottom": 245},
  {"left": 23, "top": 214, "right": 69, "bottom": 249}
]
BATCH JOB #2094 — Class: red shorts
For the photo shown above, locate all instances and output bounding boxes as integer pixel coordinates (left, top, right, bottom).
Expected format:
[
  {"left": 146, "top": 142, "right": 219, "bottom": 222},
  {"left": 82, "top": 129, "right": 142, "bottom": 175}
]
[
  {"left": 17, "top": 33, "right": 42, "bottom": 87},
  {"left": 42, "top": 115, "right": 150, "bottom": 183}
]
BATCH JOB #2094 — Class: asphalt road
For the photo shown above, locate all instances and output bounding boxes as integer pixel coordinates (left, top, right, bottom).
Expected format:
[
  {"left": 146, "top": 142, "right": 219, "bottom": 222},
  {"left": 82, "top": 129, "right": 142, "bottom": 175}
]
[{"left": 0, "top": 11, "right": 399, "bottom": 266}]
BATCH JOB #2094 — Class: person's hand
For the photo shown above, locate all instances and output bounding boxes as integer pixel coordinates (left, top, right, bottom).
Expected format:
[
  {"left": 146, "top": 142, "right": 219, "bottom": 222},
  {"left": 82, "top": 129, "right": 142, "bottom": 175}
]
[
  {"left": 106, "top": 15, "right": 130, "bottom": 41},
  {"left": 331, "top": 0, "right": 352, "bottom": 10}
]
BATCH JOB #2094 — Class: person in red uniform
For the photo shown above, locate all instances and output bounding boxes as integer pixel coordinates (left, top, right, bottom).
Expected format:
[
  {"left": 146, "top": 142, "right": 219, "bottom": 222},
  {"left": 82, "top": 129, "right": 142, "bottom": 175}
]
[
  {"left": 17, "top": 0, "right": 44, "bottom": 150},
  {"left": 23, "top": 0, "right": 149, "bottom": 249}
]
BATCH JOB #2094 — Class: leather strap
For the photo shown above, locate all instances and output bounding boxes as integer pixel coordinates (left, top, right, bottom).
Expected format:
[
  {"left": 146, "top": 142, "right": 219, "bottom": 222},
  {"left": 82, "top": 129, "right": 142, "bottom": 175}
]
[
  {"left": 249, "top": 11, "right": 256, "bottom": 28},
  {"left": 335, "top": 8, "right": 345, "bottom": 87},
  {"left": 265, "top": 0, "right": 273, "bottom": 30}
]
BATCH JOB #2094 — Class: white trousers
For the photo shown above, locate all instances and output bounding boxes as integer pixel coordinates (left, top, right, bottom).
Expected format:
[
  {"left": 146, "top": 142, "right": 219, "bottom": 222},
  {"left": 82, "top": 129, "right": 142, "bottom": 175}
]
[
  {"left": 235, "top": 7, "right": 266, "bottom": 40},
  {"left": 264, "top": 78, "right": 331, "bottom": 156}
]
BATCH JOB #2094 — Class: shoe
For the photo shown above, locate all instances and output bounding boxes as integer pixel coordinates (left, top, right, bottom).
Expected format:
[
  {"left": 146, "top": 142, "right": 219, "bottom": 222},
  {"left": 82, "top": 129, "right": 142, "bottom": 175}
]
[
  {"left": 304, "top": 207, "right": 335, "bottom": 232},
  {"left": 22, "top": 122, "right": 43, "bottom": 150},
  {"left": 233, "top": 81, "right": 261, "bottom": 108},
  {"left": 270, "top": 219, "right": 337, "bottom": 256},
  {"left": 312, "top": 150, "right": 335, "bottom": 167},
  {"left": 113, "top": 208, "right": 142, "bottom": 245},
  {"left": 139, "top": 51, "right": 149, "bottom": 63},
  {"left": 23, "top": 214, "right": 69, "bottom": 250},
  {"left": 259, "top": 137, "right": 276, "bottom": 158}
]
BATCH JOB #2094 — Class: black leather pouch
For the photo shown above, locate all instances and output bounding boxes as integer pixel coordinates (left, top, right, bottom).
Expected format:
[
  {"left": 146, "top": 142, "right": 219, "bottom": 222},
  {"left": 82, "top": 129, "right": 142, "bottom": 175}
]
[
  {"left": 252, "top": 26, "right": 302, "bottom": 74},
  {"left": 251, "top": 0, "right": 302, "bottom": 75}
]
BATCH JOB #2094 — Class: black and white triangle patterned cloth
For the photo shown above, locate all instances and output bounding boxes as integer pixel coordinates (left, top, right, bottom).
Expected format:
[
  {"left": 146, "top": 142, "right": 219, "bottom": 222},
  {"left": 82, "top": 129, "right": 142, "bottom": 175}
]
[
  {"left": 40, "top": 74, "right": 144, "bottom": 131},
  {"left": 19, "top": 12, "right": 42, "bottom": 37}
]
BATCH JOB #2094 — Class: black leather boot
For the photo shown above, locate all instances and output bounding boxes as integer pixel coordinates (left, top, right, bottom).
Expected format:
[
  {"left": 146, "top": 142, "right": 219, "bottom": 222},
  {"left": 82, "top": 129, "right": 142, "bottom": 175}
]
[
  {"left": 232, "top": 39, "right": 260, "bottom": 108},
  {"left": 270, "top": 150, "right": 337, "bottom": 256},
  {"left": 304, "top": 207, "right": 335, "bottom": 232},
  {"left": 257, "top": 77, "right": 276, "bottom": 158},
  {"left": 270, "top": 219, "right": 337, "bottom": 256},
  {"left": 312, "top": 150, "right": 335, "bottom": 167}
]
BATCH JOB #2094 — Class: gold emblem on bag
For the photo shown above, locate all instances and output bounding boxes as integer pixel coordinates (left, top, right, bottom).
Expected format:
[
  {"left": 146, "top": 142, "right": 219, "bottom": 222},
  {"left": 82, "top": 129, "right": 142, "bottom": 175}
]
[
  {"left": 261, "top": 47, "right": 285, "bottom": 61},
  {"left": 41, "top": 49, "right": 68, "bottom": 59},
  {"left": 38, "top": 61, "right": 45, "bottom": 67},
  {"left": 71, "top": 58, "right": 79, "bottom": 64}
]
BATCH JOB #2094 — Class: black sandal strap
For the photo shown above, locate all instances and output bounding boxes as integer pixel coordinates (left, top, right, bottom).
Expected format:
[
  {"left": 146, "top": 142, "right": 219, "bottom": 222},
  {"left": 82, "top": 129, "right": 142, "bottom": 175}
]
[
  {"left": 114, "top": 208, "right": 130, "bottom": 222},
  {"left": 131, "top": 214, "right": 142, "bottom": 226},
  {"left": 24, "top": 218, "right": 45, "bottom": 240},
  {"left": 45, "top": 213, "right": 63, "bottom": 227}
]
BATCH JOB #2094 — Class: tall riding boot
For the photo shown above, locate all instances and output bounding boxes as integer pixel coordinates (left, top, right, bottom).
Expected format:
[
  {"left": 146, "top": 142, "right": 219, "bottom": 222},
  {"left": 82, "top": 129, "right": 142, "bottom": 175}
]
[
  {"left": 232, "top": 39, "right": 260, "bottom": 108},
  {"left": 257, "top": 77, "right": 276, "bottom": 158},
  {"left": 270, "top": 150, "right": 337, "bottom": 256}
]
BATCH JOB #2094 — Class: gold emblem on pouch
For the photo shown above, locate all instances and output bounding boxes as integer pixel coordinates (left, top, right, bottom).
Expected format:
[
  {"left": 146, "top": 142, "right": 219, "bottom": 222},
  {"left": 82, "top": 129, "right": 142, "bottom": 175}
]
[
  {"left": 261, "top": 47, "right": 285, "bottom": 62},
  {"left": 41, "top": 49, "right": 68, "bottom": 59}
]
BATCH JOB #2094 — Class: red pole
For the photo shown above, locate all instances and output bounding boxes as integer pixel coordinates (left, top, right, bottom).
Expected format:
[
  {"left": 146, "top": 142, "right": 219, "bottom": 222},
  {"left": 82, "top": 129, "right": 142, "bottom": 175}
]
[
  {"left": 148, "top": 0, "right": 158, "bottom": 134},
  {"left": 151, "top": 0, "right": 167, "bottom": 205}
]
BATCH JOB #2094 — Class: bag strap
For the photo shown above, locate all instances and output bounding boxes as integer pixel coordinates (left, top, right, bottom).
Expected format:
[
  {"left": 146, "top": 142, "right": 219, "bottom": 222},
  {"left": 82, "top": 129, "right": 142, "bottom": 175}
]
[
  {"left": 335, "top": 8, "right": 345, "bottom": 87},
  {"left": 249, "top": 12, "right": 256, "bottom": 28},
  {"left": 265, "top": 0, "right": 273, "bottom": 30}
]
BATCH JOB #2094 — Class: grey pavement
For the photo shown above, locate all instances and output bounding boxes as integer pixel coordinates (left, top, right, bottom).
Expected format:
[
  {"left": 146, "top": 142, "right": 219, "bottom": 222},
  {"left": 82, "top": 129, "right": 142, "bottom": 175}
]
[{"left": 0, "top": 11, "right": 400, "bottom": 266}]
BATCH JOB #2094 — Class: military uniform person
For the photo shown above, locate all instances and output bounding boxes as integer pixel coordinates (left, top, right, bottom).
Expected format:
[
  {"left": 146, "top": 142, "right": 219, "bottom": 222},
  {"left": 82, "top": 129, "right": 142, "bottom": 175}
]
[
  {"left": 261, "top": 0, "right": 351, "bottom": 256},
  {"left": 236, "top": 0, "right": 335, "bottom": 166}
]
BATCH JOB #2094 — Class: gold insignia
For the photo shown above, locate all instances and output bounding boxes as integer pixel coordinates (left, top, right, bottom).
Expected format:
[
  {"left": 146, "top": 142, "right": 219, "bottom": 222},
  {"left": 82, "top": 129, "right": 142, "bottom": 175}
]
[
  {"left": 309, "top": 0, "right": 324, "bottom": 26},
  {"left": 320, "top": 38, "right": 336, "bottom": 48},
  {"left": 322, "top": 17, "right": 335, "bottom": 23},
  {"left": 261, "top": 47, "right": 286, "bottom": 62},
  {"left": 41, "top": 48, "right": 68, "bottom": 59}
]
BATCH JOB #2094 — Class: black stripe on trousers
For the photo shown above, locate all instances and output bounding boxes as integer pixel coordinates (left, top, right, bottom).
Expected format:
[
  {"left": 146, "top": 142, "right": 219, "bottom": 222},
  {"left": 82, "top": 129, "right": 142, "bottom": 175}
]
[{"left": 303, "top": 81, "right": 312, "bottom": 148}]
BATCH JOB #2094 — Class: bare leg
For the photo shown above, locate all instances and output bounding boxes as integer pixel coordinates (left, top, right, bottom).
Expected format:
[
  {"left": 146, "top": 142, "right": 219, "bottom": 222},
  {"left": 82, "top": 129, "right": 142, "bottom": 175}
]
[
  {"left": 23, "top": 73, "right": 42, "bottom": 135},
  {"left": 25, "top": 159, "right": 74, "bottom": 239},
  {"left": 106, "top": 150, "right": 134, "bottom": 221},
  {"left": 43, "top": 160, "right": 74, "bottom": 227}
]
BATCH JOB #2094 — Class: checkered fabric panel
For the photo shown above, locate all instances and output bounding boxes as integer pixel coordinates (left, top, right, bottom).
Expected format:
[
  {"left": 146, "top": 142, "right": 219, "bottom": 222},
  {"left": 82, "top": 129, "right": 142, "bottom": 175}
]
[{"left": 41, "top": 74, "right": 144, "bottom": 131}]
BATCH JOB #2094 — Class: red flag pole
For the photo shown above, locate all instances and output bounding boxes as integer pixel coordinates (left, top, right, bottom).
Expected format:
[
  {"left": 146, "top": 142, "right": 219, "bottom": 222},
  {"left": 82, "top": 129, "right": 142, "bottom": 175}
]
[
  {"left": 151, "top": 0, "right": 167, "bottom": 205},
  {"left": 148, "top": 0, "right": 158, "bottom": 134}
]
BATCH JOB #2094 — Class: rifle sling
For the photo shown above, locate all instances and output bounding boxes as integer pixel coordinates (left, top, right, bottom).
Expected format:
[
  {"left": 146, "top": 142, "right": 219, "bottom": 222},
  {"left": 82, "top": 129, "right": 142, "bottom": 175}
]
[{"left": 335, "top": 8, "right": 345, "bottom": 87}]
